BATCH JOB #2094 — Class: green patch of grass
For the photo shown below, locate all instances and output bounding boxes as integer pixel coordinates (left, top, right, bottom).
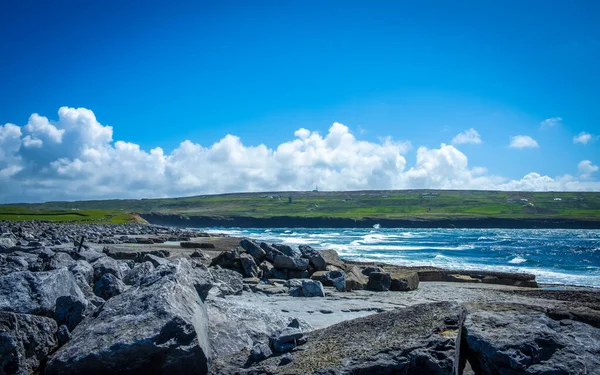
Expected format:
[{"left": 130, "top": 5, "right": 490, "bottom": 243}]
[
  {"left": 2, "top": 190, "right": 599, "bottom": 222},
  {"left": 0, "top": 207, "right": 137, "bottom": 224}
]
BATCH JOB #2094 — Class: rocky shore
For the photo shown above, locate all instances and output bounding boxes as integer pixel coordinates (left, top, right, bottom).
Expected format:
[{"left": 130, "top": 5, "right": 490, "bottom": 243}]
[{"left": 1, "top": 221, "right": 599, "bottom": 374}]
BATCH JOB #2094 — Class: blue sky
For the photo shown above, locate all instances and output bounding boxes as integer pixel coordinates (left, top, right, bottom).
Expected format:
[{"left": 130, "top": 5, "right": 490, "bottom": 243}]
[{"left": 0, "top": 1, "right": 599, "bottom": 201}]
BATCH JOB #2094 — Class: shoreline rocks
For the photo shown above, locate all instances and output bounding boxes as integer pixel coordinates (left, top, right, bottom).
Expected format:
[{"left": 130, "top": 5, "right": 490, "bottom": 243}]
[
  {"left": 45, "top": 259, "right": 212, "bottom": 375},
  {"left": 1, "top": 221, "right": 595, "bottom": 375}
]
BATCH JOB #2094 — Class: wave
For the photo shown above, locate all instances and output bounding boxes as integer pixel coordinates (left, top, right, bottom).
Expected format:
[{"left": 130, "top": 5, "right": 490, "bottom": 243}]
[
  {"left": 508, "top": 256, "right": 527, "bottom": 264},
  {"left": 193, "top": 227, "right": 600, "bottom": 288},
  {"left": 351, "top": 244, "right": 475, "bottom": 251}
]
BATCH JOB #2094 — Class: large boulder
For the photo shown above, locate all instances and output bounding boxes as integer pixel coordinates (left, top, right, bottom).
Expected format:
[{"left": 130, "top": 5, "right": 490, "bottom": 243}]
[
  {"left": 361, "top": 266, "right": 384, "bottom": 277},
  {"left": 45, "top": 259, "right": 212, "bottom": 375},
  {"left": 72, "top": 249, "right": 105, "bottom": 263},
  {"left": 287, "top": 279, "right": 325, "bottom": 297},
  {"left": 0, "top": 311, "right": 58, "bottom": 375},
  {"left": 210, "top": 248, "right": 242, "bottom": 270},
  {"left": 462, "top": 303, "right": 600, "bottom": 375},
  {"left": 0, "top": 255, "right": 29, "bottom": 275},
  {"left": 92, "top": 256, "right": 124, "bottom": 282},
  {"left": 122, "top": 261, "right": 155, "bottom": 286},
  {"left": 390, "top": 271, "right": 419, "bottom": 291},
  {"left": 48, "top": 252, "right": 77, "bottom": 270},
  {"left": 93, "top": 273, "right": 126, "bottom": 300},
  {"left": 345, "top": 266, "right": 367, "bottom": 291},
  {"left": 212, "top": 302, "right": 465, "bottom": 374},
  {"left": 239, "top": 253, "right": 259, "bottom": 278},
  {"left": 27, "top": 248, "right": 56, "bottom": 272},
  {"left": 274, "top": 255, "right": 308, "bottom": 271},
  {"left": 142, "top": 253, "right": 170, "bottom": 268},
  {"left": 0, "top": 268, "right": 86, "bottom": 317},
  {"left": 319, "top": 249, "right": 345, "bottom": 270},
  {"left": 240, "top": 239, "right": 266, "bottom": 262},
  {"left": 260, "top": 243, "right": 284, "bottom": 262},
  {"left": 211, "top": 268, "right": 243, "bottom": 296},
  {"left": 271, "top": 244, "right": 301, "bottom": 258},
  {"left": 298, "top": 245, "right": 326, "bottom": 271},
  {"left": 311, "top": 270, "right": 346, "bottom": 292},
  {"left": 54, "top": 295, "right": 88, "bottom": 331},
  {"left": 205, "top": 294, "right": 301, "bottom": 357},
  {"left": 366, "top": 271, "right": 391, "bottom": 291},
  {"left": 69, "top": 260, "right": 94, "bottom": 285}
]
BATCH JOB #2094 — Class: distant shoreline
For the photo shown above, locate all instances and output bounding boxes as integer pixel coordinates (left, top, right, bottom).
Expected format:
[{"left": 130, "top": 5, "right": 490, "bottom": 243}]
[{"left": 141, "top": 213, "right": 600, "bottom": 229}]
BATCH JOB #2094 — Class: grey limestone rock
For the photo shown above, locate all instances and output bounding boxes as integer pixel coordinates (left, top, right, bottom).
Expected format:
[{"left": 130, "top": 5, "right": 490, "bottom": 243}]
[
  {"left": 311, "top": 270, "right": 346, "bottom": 292},
  {"left": 211, "top": 267, "right": 243, "bottom": 296},
  {"left": 366, "top": 271, "right": 391, "bottom": 291},
  {"left": 0, "top": 268, "right": 86, "bottom": 317},
  {"left": 123, "top": 260, "right": 155, "bottom": 286},
  {"left": 205, "top": 295, "right": 297, "bottom": 358},
  {"left": 298, "top": 245, "right": 326, "bottom": 271},
  {"left": 272, "top": 244, "right": 301, "bottom": 258},
  {"left": 274, "top": 255, "right": 308, "bottom": 271},
  {"left": 92, "top": 256, "right": 124, "bottom": 282},
  {"left": 54, "top": 295, "right": 88, "bottom": 331},
  {"left": 390, "top": 271, "right": 419, "bottom": 291},
  {"left": 45, "top": 258, "right": 212, "bottom": 375},
  {"left": 260, "top": 242, "right": 284, "bottom": 262},
  {"left": 212, "top": 302, "right": 465, "bottom": 375},
  {"left": 240, "top": 239, "right": 266, "bottom": 262},
  {"left": 142, "top": 253, "right": 170, "bottom": 268},
  {"left": 240, "top": 253, "right": 259, "bottom": 278},
  {"left": 250, "top": 342, "right": 272, "bottom": 361},
  {"left": 93, "top": 273, "right": 126, "bottom": 300},
  {"left": 462, "top": 303, "right": 600, "bottom": 375},
  {"left": 0, "top": 311, "right": 58, "bottom": 375}
]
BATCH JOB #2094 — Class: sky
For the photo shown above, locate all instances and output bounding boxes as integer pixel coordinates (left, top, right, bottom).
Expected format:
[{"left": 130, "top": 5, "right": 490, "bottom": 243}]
[{"left": 0, "top": 0, "right": 599, "bottom": 202}]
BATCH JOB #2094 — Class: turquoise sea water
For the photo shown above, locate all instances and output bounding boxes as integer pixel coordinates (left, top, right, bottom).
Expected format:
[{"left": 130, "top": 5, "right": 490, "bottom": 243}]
[{"left": 200, "top": 227, "right": 600, "bottom": 287}]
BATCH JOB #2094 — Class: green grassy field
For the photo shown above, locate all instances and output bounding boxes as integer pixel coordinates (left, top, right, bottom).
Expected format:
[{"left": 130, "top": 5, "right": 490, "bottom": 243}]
[
  {"left": 0, "top": 207, "right": 137, "bottom": 224},
  {"left": 1, "top": 190, "right": 599, "bottom": 223}
]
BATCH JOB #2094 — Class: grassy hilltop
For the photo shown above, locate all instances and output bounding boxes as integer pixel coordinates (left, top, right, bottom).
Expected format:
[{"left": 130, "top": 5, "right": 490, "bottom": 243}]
[{"left": 1, "top": 190, "right": 599, "bottom": 224}]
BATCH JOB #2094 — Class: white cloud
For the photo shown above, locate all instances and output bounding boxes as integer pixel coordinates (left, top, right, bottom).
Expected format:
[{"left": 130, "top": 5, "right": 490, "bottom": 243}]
[
  {"left": 578, "top": 160, "right": 599, "bottom": 178},
  {"left": 24, "top": 113, "right": 65, "bottom": 143},
  {"left": 0, "top": 107, "right": 599, "bottom": 202},
  {"left": 451, "top": 128, "right": 481, "bottom": 145},
  {"left": 573, "top": 132, "right": 593, "bottom": 144},
  {"left": 540, "top": 117, "right": 562, "bottom": 128},
  {"left": 509, "top": 135, "right": 539, "bottom": 149}
]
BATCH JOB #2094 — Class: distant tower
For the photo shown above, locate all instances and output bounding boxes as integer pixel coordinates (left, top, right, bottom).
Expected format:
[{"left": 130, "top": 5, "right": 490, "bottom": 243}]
[{"left": 313, "top": 184, "right": 319, "bottom": 192}]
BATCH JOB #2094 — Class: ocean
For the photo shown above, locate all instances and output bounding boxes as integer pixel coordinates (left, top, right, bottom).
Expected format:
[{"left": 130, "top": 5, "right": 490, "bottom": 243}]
[{"left": 200, "top": 227, "right": 600, "bottom": 288}]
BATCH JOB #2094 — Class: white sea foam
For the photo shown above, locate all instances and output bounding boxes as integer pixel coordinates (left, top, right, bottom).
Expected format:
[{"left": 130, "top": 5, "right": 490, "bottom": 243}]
[
  {"left": 194, "top": 227, "right": 600, "bottom": 288},
  {"left": 352, "top": 244, "right": 475, "bottom": 251},
  {"left": 508, "top": 256, "right": 527, "bottom": 264}
]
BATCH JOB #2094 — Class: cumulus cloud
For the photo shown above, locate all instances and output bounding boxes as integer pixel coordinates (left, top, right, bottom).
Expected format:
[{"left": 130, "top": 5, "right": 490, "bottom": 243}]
[
  {"left": 578, "top": 160, "right": 599, "bottom": 178},
  {"left": 509, "top": 135, "right": 539, "bottom": 149},
  {"left": 573, "top": 131, "right": 593, "bottom": 144},
  {"left": 0, "top": 107, "right": 599, "bottom": 202},
  {"left": 451, "top": 128, "right": 481, "bottom": 145},
  {"left": 540, "top": 117, "right": 562, "bottom": 128}
]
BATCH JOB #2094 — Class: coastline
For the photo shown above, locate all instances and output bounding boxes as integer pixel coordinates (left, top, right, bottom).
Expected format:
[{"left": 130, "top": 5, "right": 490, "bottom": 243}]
[
  {"left": 140, "top": 213, "right": 600, "bottom": 229},
  {"left": 2, "top": 221, "right": 599, "bottom": 374}
]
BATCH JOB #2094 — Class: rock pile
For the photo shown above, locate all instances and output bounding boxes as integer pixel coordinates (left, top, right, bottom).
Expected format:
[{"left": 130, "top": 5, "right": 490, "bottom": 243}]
[
  {"left": 0, "top": 221, "right": 203, "bottom": 248},
  {"left": 1, "top": 222, "right": 597, "bottom": 375},
  {"left": 210, "top": 239, "right": 419, "bottom": 296},
  {"left": 0, "top": 227, "right": 308, "bottom": 374}
]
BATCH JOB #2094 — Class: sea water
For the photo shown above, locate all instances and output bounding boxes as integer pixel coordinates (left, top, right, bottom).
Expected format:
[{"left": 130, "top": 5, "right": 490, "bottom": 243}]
[{"left": 199, "top": 227, "right": 600, "bottom": 287}]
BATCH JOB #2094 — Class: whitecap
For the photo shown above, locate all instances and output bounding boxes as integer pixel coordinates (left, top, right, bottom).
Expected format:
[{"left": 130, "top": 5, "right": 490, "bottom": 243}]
[{"left": 508, "top": 256, "right": 527, "bottom": 264}]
